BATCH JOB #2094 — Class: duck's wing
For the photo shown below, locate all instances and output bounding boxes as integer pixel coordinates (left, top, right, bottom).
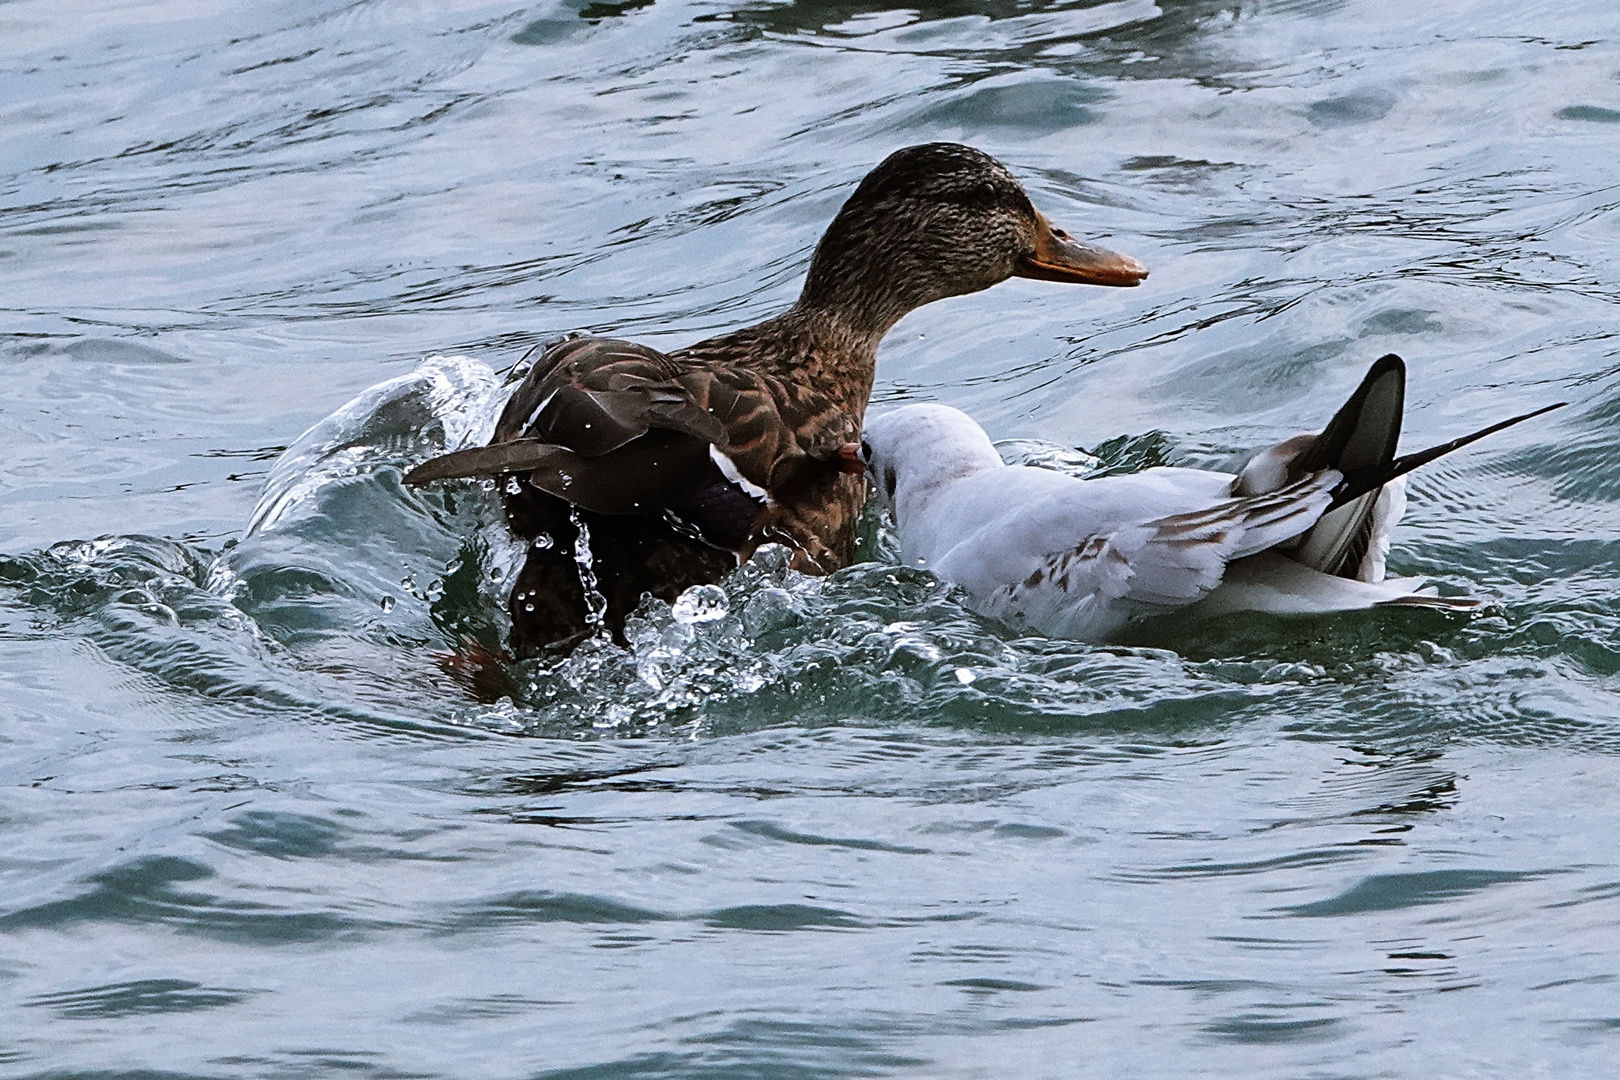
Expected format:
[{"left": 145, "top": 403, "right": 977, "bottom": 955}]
[
  {"left": 402, "top": 338, "right": 762, "bottom": 544},
  {"left": 403, "top": 336, "right": 859, "bottom": 552},
  {"left": 405, "top": 337, "right": 722, "bottom": 476},
  {"left": 490, "top": 337, "right": 728, "bottom": 453},
  {"left": 941, "top": 471, "right": 1339, "bottom": 639}
]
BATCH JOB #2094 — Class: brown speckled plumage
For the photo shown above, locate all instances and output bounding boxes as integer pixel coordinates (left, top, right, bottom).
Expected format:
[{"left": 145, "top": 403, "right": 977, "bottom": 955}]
[{"left": 404, "top": 143, "right": 1148, "bottom": 654}]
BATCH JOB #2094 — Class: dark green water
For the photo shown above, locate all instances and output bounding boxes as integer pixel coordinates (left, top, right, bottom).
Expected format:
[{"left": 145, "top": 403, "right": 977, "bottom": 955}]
[{"left": 3, "top": 1, "right": 1619, "bottom": 1076}]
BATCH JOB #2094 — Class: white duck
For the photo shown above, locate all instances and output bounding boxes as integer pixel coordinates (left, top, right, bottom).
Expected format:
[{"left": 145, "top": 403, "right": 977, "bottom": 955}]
[{"left": 859, "top": 355, "right": 1560, "bottom": 640}]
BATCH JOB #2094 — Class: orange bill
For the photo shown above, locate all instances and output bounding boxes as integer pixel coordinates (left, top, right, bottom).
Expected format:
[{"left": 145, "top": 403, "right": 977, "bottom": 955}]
[{"left": 1014, "top": 211, "right": 1148, "bottom": 287}]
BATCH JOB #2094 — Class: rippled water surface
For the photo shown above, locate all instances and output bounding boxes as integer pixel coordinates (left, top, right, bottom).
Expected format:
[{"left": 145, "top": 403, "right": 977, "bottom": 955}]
[{"left": 4, "top": 1, "right": 1620, "bottom": 1076}]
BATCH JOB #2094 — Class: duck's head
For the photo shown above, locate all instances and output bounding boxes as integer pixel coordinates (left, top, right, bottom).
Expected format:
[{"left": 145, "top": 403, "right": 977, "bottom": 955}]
[
  {"left": 797, "top": 143, "right": 1147, "bottom": 336},
  {"left": 859, "top": 403, "right": 1003, "bottom": 514}
]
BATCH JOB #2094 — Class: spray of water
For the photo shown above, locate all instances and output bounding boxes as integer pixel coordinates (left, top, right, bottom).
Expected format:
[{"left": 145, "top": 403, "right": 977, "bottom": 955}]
[{"left": 568, "top": 506, "right": 609, "bottom": 637}]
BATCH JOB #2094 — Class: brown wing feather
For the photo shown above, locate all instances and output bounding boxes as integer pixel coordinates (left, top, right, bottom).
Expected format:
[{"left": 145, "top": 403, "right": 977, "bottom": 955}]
[
  {"left": 494, "top": 338, "right": 727, "bottom": 455},
  {"left": 416, "top": 336, "right": 857, "bottom": 506},
  {"left": 522, "top": 431, "right": 716, "bottom": 516}
]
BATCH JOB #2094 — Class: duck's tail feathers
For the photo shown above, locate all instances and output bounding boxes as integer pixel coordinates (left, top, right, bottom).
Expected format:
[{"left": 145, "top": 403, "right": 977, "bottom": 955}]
[
  {"left": 1290, "top": 354, "right": 1407, "bottom": 578},
  {"left": 1293, "top": 353, "right": 1407, "bottom": 476},
  {"left": 402, "top": 440, "right": 558, "bottom": 485},
  {"left": 1326, "top": 400, "right": 1566, "bottom": 513}
]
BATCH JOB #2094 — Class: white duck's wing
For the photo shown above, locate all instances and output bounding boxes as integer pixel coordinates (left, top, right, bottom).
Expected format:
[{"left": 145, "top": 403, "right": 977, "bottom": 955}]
[{"left": 936, "top": 471, "right": 1339, "bottom": 640}]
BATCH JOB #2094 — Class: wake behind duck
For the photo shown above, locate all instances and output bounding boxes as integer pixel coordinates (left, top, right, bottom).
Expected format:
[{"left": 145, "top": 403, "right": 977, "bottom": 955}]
[{"left": 860, "top": 356, "right": 1562, "bottom": 641}]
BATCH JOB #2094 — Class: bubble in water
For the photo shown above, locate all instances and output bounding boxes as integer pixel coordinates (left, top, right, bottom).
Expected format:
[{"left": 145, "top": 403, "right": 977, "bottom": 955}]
[
  {"left": 742, "top": 587, "right": 797, "bottom": 636},
  {"left": 380, "top": 595, "right": 396, "bottom": 613},
  {"left": 489, "top": 566, "right": 504, "bottom": 583},
  {"left": 748, "top": 543, "right": 794, "bottom": 575},
  {"left": 533, "top": 533, "right": 554, "bottom": 551},
  {"left": 139, "top": 602, "right": 180, "bottom": 627},
  {"left": 480, "top": 478, "right": 497, "bottom": 491},
  {"left": 672, "top": 584, "right": 728, "bottom": 625},
  {"left": 505, "top": 476, "right": 522, "bottom": 495}
]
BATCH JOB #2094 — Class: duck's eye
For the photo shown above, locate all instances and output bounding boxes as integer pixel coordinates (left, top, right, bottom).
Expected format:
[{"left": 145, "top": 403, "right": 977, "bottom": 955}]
[
  {"left": 1052, "top": 227, "right": 1071, "bottom": 240},
  {"left": 884, "top": 467, "right": 897, "bottom": 500},
  {"left": 859, "top": 440, "right": 873, "bottom": 463}
]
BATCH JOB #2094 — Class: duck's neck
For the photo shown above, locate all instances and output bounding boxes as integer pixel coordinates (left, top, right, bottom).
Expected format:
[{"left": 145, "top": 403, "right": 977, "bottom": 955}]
[{"left": 677, "top": 304, "right": 894, "bottom": 418}]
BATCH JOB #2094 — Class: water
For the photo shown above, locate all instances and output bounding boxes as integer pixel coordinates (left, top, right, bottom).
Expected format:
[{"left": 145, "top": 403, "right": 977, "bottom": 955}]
[{"left": 3, "top": 0, "right": 1620, "bottom": 1075}]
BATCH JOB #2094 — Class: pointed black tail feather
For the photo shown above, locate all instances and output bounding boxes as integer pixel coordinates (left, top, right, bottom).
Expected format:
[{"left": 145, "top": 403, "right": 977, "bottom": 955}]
[
  {"left": 1290, "top": 354, "right": 1406, "bottom": 578},
  {"left": 1327, "top": 401, "right": 1566, "bottom": 512},
  {"left": 1292, "top": 353, "right": 1405, "bottom": 478}
]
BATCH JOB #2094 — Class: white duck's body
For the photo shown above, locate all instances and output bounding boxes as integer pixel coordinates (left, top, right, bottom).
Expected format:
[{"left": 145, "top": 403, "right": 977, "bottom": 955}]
[
  {"left": 860, "top": 356, "right": 1554, "bottom": 641},
  {"left": 863, "top": 407, "right": 1417, "bottom": 639}
]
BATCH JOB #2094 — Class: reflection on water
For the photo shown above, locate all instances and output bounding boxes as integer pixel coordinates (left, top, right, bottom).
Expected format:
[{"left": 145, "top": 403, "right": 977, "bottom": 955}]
[{"left": 3, "top": 0, "right": 1620, "bottom": 1076}]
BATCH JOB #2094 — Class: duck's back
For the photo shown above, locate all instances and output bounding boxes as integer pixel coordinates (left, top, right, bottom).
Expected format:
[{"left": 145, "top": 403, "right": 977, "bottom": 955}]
[{"left": 917, "top": 465, "right": 1236, "bottom": 580}]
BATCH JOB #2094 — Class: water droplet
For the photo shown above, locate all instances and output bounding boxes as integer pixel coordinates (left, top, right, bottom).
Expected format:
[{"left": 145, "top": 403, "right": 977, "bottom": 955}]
[
  {"left": 524, "top": 603, "right": 534, "bottom": 612},
  {"left": 954, "top": 668, "right": 976, "bottom": 685},
  {"left": 533, "top": 533, "right": 554, "bottom": 550},
  {"left": 380, "top": 595, "right": 396, "bottom": 613},
  {"left": 480, "top": 478, "right": 496, "bottom": 491},
  {"left": 672, "top": 584, "right": 728, "bottom": 625},
  {"left": 505, "top": 476, "right": 522, "bottom": 495}
]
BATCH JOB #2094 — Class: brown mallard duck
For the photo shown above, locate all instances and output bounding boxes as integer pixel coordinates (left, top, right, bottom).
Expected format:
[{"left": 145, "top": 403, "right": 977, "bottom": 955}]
[{"left": 404, "top": 143, "right": 1147, "bottom": 654}]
